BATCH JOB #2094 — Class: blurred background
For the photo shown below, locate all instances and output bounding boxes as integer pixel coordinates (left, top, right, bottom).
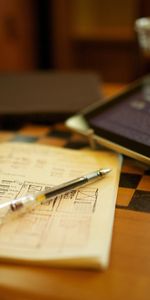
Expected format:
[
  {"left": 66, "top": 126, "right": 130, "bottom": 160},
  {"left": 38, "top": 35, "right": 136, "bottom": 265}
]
[{"left": 0, "top": 0, "right": 150, "bottom": 83}]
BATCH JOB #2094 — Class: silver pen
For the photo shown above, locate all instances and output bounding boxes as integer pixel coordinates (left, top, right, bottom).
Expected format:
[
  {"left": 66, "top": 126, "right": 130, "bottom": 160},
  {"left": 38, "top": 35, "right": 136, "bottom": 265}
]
[{"left": 0, "top": 168, "right": 111, "bottom": 224}]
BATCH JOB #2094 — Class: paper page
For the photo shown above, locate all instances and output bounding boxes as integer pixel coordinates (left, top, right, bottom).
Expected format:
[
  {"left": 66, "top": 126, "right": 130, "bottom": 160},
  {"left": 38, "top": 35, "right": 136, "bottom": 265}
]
[{"left": 0, "top": 143, "right": 122, "bottom": 268}]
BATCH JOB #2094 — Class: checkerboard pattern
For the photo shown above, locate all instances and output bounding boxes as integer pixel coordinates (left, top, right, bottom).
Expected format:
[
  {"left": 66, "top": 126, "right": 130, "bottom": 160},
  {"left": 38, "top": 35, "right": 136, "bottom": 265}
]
[
  {"left": 0, "top": 122, "right": 149, "bottom": 214},
  {"left": 116, "top": 160, "right": 150, "bottom": 213}
]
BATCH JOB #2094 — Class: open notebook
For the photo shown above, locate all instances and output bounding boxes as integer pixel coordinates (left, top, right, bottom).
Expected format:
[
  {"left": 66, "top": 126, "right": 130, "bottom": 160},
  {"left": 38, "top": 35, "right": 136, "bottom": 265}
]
[{"left": 0, "top": 143, "right": 122, "bottom": 269}]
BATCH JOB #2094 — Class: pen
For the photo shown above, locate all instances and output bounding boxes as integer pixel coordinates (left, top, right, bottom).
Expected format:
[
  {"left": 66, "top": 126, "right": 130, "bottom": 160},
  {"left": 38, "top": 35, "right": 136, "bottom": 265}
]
[{"left": 0, "top": 168, "right": 111, "bottom": 224}]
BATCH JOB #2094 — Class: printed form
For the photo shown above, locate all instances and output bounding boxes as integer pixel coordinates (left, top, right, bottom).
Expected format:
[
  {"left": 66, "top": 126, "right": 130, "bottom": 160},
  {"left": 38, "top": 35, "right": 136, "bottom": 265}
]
[{"left": 0, "top": 143, "right": 122, "bottom": 269}]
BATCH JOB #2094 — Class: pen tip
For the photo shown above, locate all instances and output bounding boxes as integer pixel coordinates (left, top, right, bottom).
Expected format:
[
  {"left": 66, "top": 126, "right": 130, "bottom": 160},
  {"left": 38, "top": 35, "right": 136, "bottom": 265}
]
[{"left": 100, "top": 168, "right": 111, "bottom": 175}]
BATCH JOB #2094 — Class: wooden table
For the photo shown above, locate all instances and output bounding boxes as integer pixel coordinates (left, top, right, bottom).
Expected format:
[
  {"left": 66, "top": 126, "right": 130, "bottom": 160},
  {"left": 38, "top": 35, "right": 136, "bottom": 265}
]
[{"left": 0, "top": 84, "right": 150, "bottom": 300}]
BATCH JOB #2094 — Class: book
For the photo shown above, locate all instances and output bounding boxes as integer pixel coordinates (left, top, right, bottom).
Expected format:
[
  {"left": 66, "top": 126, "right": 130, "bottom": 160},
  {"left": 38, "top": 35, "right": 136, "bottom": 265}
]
[
  {"left": 0, "top": 71, "right": 101, "bottom": 124},
  {"left": 0, "top": 142, "right": 122, "bottom": 269}
]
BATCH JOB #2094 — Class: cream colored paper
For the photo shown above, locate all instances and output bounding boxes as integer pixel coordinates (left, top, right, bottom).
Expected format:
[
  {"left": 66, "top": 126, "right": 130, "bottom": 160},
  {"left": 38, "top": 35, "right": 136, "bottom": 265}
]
[{"left": 0, "top": 143, "right": 122, "bottom": 269}]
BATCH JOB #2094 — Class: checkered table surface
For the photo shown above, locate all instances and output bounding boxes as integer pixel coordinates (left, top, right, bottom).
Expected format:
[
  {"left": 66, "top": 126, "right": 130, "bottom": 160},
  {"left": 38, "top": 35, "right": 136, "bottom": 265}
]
[{"left": 0, "top": 122, "right": 149, "bottom": 214}]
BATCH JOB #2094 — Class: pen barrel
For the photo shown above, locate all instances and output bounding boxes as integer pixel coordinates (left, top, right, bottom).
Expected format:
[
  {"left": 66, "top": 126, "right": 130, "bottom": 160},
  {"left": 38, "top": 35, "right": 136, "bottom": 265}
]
[
  {"left": 0, "top": 194, "right": 38, "bottom": 225},
  {"left": 44, "top": 171, "right": 104, "bottom": 200},
  {"left": 0, "top": 168, "right": 109, "bottom": 226},
  {"left": 45, "top": 176, "right": 88, "bottom": 199}
]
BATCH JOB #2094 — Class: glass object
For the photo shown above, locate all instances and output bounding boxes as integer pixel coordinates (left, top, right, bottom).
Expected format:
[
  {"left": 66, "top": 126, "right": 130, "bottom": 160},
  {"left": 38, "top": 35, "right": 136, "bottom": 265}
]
[{"left": 135, "top": 17, "right": 150, "bottom": 74}]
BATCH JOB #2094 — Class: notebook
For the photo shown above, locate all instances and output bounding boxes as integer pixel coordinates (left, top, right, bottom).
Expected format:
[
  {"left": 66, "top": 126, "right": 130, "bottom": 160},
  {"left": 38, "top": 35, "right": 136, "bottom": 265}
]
[
  {"left": 0, "top": 71, "right": 101, "bottom": 123},
  {"left": 0, "top": 142, "right": 122, "bottom": 269}
]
